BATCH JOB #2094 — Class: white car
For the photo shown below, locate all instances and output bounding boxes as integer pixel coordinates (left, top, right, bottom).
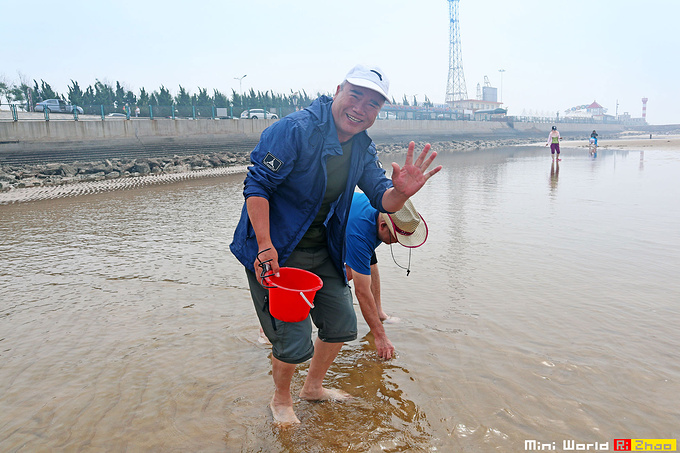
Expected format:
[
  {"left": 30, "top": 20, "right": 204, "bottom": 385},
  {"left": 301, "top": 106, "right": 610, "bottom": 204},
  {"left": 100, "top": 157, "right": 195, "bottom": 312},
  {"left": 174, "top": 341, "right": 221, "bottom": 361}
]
[
  {"left": 35, "top": 99, "right": 84, "bottom": 114},
  {"left": 240, "top": 109, "right": 278, "bottom": 119}
]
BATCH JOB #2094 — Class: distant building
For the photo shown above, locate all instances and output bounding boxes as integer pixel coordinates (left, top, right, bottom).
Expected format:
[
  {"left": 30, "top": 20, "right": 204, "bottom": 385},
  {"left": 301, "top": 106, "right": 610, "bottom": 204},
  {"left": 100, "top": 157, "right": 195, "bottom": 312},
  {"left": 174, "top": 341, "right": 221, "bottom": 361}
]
[
  {"left": 564, "top": 100, "right": 615, "bottom": 122},
  {"left": 586, "top": 101, "right": 605, "bottom": 116},
  {"left": 452, "top": 99, "right": 506, "bottom": 120}
]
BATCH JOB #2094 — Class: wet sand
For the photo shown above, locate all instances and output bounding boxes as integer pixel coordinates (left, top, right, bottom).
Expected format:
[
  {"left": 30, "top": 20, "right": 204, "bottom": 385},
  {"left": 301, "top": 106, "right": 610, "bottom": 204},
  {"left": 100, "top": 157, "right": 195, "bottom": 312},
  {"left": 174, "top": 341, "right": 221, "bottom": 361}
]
[
  {"left": 1, "top": 144, "right": 679, "bottom": 451},
  {"left": 564, "top": 134, "right": 680, "bottom": 151}
]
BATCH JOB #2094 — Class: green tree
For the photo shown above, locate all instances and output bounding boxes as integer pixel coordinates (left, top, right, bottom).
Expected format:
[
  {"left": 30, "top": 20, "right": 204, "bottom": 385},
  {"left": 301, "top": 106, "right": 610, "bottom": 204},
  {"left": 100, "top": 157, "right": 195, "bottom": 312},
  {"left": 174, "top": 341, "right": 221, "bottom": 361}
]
[
  {"left": 82, "top": 86, "right": 96, "bottom": 114},
  {"left": 33, "top": 79, "right": 59, "bottom": 102},
  {"left": 0, "top": 80, "right": 8, "bottom": 103},
  {"left": 138, "top": 87, "right": 149, "bottom": 106},
  {"left": 231, "top": 89, "right": 242, "bottom": 111},
  {"left": 10, "top": 85, "right": 28, "bottom": 107},
  {"left": 175, "top": 85, "right": 192, "bottom": 117},
  {"left": 213, "top": 89, "right": 228, "bottom": 108},
  {"left": 246, "top": 87, "right": 257, "bottom": 109},
  {"left": 193, "top": 87, "right": 211, "bottom": 117},
  {"left": 115, "top": 81, "right": 126, "bottom": 109},
  {"left": 124, "top": 90, "right": 137, "bottom": 106},
  {"left": 68, "top": 80, "right": 84, "bottom": 107},
  {"left": 93, "top": 80, "right": 115, "bottom": 111},
  {"left": 137, "top": 87, "right": 150, "bottom": 117},
  {"left": 156, "top": 85, "right": 173, "bottom": 106},
  {"left": 175, "top": 85, "right": 191, "bottom": 106},
  {"left": 194, "top": 87, "right": 211, "bottom": 106},
  {"left": 153, "top": 85, "right": 174, "bottom": 116}
]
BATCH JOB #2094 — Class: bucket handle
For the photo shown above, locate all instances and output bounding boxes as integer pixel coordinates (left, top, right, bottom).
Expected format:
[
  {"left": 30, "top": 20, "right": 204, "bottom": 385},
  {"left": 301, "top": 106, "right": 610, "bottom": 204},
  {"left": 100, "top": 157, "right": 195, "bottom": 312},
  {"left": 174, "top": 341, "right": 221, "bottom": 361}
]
[
  {"left": 257, "top": 250, "right": 276, "bottom": 289},
  {"left": 299, "top": 292, "right": 315, "bottom": 309}
]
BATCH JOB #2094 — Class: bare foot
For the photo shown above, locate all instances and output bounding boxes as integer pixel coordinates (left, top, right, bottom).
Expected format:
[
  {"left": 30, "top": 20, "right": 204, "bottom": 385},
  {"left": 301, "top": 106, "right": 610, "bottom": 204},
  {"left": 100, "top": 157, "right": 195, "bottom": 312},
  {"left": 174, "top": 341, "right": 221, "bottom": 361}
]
[
  {"left": 270, "top": 396, "right": 300, "bottom": 425},
  {"left": 299, "top": 387, "right": 352, "bottom": 402}
]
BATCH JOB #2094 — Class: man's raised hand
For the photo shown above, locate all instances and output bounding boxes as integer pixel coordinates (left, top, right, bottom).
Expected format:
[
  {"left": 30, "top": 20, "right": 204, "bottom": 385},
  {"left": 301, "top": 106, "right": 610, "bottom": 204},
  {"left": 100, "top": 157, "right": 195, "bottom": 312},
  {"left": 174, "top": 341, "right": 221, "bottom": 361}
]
[{"left": 391, "top": 141, "right": 442, "bottom": 198}]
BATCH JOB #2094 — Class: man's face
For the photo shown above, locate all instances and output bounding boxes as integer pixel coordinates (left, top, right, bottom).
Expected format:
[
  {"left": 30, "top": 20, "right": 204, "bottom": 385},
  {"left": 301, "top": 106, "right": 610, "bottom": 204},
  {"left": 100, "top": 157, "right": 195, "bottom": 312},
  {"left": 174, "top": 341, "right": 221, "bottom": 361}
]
[
  {"left": 331, "top": 82, "right": 385, "bottom": 143},
  {"left": 377, "top": 217, "right": 399, "bottom": 245}
]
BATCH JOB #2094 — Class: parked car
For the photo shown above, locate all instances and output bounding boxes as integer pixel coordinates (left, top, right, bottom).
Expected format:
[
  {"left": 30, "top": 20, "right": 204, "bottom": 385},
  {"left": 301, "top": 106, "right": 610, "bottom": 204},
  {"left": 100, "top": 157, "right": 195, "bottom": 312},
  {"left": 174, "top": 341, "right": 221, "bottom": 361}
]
[
  {"left": 35, "top": 99, "right": 84, "bottom": 114},
  {"left": 240, "top": 109, "right": 278, "bottom": 119}
]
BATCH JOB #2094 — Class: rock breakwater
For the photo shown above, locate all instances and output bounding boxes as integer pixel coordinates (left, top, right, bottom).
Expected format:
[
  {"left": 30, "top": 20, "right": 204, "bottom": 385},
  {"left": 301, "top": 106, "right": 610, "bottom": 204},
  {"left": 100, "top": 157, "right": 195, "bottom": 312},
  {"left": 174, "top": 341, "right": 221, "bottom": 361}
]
[
  {"left": 0, "top": 151, "right": 251, "bottom": 193},
  {"left": 0, "top": 137, "right": 530, "bottom": 204}
]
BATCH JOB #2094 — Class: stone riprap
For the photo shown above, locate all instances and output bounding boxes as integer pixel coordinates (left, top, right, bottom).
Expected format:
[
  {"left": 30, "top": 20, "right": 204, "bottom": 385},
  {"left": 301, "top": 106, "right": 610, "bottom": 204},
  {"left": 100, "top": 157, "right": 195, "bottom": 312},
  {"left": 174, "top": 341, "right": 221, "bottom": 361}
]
[
  {"left": 0, "top": 137, "right": 543, "bottom": 204},
  {"left": 0, "top": 151, "right": 250, "bottom": 192}
]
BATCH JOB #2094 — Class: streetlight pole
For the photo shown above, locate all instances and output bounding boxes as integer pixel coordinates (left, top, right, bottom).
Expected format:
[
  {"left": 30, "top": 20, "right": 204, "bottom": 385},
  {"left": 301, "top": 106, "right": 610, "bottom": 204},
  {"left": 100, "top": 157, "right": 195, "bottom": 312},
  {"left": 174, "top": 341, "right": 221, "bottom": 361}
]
[
  {"left": 234, "top": 74, "right": 247, "bottom": 96},
  {"left": 498, "top": 69, "right": 505, "bottom": 103},
  {"left": 234, "top": 74, "right": 247, "bottom": 112}
]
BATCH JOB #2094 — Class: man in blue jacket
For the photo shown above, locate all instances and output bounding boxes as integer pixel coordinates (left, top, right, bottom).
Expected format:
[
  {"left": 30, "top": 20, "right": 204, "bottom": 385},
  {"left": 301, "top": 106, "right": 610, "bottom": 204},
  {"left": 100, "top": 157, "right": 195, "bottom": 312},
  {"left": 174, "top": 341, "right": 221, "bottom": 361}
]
[{"left": 230, "top": 64, "right": 441, "bottom": 424}]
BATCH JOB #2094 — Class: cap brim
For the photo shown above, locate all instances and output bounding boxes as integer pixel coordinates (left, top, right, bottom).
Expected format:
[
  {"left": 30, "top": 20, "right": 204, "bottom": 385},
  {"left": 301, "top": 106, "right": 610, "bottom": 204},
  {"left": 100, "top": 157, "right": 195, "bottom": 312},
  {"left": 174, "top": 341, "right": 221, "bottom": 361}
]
[{"left": 345, "top": 77, "right": 391, "bottom": 103}]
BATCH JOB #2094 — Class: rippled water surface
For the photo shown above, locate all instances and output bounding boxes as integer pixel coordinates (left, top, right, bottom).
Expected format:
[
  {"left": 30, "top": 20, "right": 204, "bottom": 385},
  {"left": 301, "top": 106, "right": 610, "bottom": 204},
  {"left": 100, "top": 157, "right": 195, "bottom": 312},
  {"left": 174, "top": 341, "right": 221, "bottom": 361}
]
[{"left": 1, "top": 145, "right": 679, "bottom": 451}]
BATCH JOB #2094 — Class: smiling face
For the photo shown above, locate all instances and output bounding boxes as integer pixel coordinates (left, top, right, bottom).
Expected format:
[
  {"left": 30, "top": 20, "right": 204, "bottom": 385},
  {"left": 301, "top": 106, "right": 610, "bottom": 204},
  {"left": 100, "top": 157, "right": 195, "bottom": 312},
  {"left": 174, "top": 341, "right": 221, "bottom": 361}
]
[{"left": 331, "top": 82, "right": 385, "bottom": 143}]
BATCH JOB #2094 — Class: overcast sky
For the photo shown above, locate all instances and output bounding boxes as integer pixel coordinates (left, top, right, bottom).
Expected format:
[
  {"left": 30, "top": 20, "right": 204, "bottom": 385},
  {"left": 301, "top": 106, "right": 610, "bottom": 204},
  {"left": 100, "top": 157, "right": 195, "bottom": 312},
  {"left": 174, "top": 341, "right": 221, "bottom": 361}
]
[{"left": 3, "top": 0, "right": 678, "bottom": 124}]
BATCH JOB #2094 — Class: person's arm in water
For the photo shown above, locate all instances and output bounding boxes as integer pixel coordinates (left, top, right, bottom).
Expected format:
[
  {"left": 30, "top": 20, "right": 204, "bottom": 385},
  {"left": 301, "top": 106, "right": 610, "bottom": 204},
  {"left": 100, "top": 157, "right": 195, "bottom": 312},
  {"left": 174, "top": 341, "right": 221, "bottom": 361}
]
[
  {"left": 247, "top": 196, "right": 280, "bottom": 282},
  {"left": 369, "top": 263, "right": 387, "bottom": 320},
  {"left": 350, "top": 267, "right": 394, "bottom": 359}
]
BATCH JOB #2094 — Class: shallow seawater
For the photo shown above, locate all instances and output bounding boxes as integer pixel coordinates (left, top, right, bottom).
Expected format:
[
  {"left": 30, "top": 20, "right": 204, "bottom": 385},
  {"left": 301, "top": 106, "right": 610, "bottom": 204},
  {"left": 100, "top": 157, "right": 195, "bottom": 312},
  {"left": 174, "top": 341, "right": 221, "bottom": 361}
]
[{"left": 1, "top": 145, "right": 678, "bottom": 451}]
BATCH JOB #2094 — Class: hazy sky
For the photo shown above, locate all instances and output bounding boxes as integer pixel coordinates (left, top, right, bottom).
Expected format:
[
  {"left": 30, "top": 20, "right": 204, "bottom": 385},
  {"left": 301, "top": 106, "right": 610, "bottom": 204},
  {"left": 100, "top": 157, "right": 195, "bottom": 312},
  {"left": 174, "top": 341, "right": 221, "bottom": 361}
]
[{"left": 3, "top": 0, "right": 678, "bottom": 124}]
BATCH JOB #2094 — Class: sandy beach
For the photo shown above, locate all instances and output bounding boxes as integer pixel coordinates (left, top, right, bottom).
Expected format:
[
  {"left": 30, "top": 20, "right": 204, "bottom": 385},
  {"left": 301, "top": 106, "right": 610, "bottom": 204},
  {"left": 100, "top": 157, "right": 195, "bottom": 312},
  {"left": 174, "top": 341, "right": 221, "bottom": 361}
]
[{"left": 564, "top": 133, "right": 680, "bottom": 151}]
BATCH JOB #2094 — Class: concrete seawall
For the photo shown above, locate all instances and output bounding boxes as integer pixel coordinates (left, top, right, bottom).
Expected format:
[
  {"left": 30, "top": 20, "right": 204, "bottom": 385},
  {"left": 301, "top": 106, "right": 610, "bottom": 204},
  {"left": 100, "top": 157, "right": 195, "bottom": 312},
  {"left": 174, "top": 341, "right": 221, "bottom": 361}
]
[
  {"left": 0, "top": 117, "right": 626, "bottom": 143},
  {"left": 0, "top": 117, "right": 627, "bottom": 165},
  {"left": 0, "top": 117, "right": 266, "bottom": 143}
]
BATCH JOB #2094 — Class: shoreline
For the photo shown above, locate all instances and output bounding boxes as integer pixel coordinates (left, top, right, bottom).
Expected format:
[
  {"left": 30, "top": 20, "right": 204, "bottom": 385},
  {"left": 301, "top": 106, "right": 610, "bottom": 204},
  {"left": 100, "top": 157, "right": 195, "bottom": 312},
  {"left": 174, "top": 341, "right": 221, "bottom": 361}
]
[
  {"left": 0, "top": 137, "right": 531, "bottom": 200},
  {"left": 568, "top": 134, "right": 680, "bottom": 151},
  {"left": 2, "top": 134, "right": 678, "bottom": 204}
]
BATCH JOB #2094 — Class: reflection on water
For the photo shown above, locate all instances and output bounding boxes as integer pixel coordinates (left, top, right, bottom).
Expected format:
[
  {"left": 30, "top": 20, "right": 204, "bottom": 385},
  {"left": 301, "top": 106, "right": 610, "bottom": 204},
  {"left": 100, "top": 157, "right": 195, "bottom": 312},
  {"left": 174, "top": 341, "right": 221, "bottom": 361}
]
[
  {"left": 1, "top": 145, "right": 679, "bottom": 451},
  {"left": 550, "top": 159, "right": 560, "bottom": 195},
  {"left": 265, "top": 336, "right": 433, "bottom": 451}
]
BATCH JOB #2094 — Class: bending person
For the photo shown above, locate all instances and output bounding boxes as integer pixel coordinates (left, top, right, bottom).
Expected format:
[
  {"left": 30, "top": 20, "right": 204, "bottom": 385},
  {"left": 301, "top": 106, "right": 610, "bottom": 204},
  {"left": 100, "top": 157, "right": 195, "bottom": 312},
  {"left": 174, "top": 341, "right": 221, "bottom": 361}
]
[{"left": 345, "top": 191, "right": 428, "bottom": 360}]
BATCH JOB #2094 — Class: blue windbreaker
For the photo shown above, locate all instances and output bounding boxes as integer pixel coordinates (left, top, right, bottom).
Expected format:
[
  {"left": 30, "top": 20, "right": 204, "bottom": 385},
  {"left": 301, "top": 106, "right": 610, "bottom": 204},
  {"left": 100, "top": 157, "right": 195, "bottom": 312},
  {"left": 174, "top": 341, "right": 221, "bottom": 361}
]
[{"left": 229, "top": 95, "right": 393, "bottom": 278}]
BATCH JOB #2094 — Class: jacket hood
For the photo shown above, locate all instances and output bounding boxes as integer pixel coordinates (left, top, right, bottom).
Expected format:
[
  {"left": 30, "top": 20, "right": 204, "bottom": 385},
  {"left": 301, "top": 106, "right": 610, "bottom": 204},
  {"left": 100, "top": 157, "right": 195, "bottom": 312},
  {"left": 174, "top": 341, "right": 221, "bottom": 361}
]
[{"left": 306, "top": 95, "right": 334, "bottom": 127}]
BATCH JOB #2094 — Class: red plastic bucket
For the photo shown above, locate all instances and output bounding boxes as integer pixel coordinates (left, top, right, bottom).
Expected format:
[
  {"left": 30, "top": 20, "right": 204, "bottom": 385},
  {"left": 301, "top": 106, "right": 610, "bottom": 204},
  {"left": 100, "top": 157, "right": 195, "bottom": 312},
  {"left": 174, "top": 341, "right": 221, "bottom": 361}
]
[{"left": 266, "top": 267, "right": 323, "bottom": 322}]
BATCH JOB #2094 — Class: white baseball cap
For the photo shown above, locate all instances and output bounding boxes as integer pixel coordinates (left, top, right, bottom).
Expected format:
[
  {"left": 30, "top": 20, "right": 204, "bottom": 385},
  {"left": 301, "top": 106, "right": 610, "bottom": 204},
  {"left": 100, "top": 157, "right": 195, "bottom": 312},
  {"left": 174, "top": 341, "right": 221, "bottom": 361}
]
[{"left": 344, "top": 64, "right": 391, "bottom": 103}]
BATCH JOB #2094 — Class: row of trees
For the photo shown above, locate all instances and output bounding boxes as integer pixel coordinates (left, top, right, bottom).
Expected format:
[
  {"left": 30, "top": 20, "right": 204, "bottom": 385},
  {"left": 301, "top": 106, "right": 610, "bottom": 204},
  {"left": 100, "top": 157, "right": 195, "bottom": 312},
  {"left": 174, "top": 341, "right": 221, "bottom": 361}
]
[
  {"left": 0, "top": 77, "right": 326, "bottom": 117},
  {"left": 1, "top": 76, "right": 439, "bottom": 117}
]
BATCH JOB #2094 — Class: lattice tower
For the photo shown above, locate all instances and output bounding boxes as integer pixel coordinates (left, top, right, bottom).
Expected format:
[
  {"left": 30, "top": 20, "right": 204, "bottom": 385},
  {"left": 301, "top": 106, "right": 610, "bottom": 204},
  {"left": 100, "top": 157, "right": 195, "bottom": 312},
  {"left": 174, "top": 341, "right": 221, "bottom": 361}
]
[{"left": 446, "top": 0, "right": 468, "bottom": 105}]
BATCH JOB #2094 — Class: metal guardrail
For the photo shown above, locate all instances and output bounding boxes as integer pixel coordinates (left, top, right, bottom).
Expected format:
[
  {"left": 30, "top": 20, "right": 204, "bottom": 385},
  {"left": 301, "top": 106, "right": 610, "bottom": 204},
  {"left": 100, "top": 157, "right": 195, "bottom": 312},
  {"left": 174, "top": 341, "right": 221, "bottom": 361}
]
[{"left": 0, "top": 103, "right": 281, "bottom": 122}]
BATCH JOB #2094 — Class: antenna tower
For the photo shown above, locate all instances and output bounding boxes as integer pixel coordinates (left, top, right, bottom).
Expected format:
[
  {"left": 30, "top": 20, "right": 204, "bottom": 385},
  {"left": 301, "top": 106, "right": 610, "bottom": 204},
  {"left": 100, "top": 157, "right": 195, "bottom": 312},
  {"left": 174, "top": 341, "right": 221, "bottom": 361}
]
[{"left": 446, "top": 0, "right": 468, "bottom": 105}]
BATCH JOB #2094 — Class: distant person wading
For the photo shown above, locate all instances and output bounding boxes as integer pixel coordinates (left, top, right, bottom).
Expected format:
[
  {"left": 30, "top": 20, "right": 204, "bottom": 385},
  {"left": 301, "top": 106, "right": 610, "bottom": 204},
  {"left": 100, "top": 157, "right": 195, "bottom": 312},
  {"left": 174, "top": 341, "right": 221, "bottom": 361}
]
[{"left": 546, "top": 126, "right": 562, "bottom": 161}]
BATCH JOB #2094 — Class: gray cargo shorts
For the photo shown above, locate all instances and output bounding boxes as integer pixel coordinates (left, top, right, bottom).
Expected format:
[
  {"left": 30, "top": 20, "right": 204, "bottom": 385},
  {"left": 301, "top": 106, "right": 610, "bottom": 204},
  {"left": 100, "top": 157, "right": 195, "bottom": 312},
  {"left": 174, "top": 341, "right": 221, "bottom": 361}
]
[{"left": 246, "top": 246, "right": 357, "bottom": 364}]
